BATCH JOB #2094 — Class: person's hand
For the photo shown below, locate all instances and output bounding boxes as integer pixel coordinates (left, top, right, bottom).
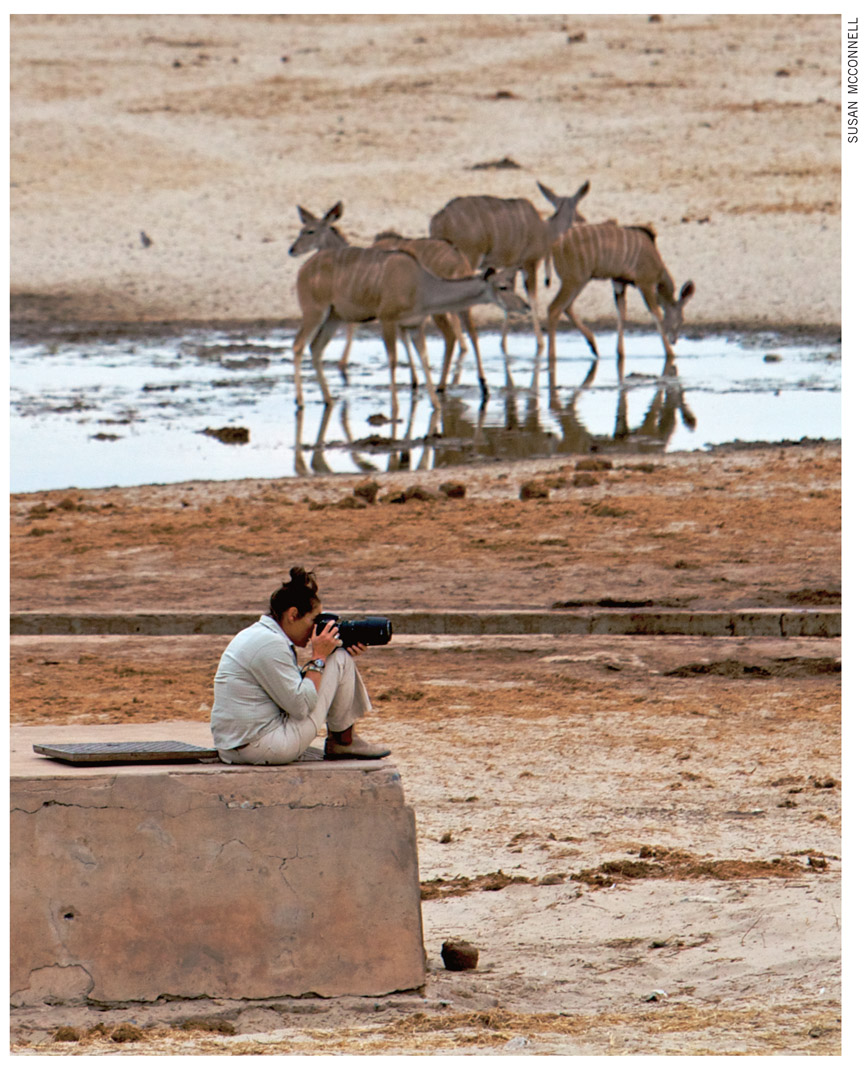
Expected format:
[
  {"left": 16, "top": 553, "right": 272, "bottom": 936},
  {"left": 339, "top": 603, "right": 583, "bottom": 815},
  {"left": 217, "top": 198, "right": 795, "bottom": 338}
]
[
  {"left": 346, "top": 643, "right": 368, "bottom": 659},
  {"left": 310, "top": 619, "right": 341, "bottom": 660}
]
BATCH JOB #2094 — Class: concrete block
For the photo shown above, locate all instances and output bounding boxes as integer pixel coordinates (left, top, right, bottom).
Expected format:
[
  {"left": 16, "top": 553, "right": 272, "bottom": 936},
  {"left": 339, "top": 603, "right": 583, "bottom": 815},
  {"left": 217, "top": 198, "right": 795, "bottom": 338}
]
[{"left": 10, "top": 724, "right": 426, "bottom": 1005}]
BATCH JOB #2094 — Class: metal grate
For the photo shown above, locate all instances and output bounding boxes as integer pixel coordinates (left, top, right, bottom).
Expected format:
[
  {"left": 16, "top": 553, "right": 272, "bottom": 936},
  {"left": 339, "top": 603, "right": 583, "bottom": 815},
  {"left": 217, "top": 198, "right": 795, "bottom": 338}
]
[{"left": 32, "top": 741, "right": 221, "bottom": 765}]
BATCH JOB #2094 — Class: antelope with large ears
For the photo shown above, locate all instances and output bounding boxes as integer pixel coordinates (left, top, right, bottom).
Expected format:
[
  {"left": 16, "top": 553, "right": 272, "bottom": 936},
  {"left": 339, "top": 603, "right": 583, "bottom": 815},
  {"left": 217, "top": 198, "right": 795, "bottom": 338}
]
[
  {"left": 429, "top": 180, "right": 591, "bottom": 355},
  {"left": 289, "top": 205, "right": 497, "bottom": 396},
  {"left": 291, "top": 242, "right": 528, "bottom": 413}
]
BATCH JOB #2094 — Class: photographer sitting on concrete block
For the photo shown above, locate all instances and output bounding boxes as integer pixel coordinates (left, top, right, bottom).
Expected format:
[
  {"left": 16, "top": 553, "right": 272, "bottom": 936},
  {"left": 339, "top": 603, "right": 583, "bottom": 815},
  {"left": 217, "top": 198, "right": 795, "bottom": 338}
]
[{"left": 211, "top": 567, "right": 391, "bottom": 765}]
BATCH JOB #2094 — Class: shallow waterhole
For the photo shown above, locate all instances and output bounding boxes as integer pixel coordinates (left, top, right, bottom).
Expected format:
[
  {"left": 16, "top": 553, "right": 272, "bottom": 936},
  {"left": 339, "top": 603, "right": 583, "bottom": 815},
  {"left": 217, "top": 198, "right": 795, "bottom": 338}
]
[{"left": 10, "top": 327, "right": 840, "bottom": 493}]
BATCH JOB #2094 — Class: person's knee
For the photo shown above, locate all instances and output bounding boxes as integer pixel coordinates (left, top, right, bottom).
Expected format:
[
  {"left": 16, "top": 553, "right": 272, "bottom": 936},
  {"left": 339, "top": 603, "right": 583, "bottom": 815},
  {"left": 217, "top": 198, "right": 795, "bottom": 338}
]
[{"left": 327, "top": 649, "right": 352, "bottom": 678}]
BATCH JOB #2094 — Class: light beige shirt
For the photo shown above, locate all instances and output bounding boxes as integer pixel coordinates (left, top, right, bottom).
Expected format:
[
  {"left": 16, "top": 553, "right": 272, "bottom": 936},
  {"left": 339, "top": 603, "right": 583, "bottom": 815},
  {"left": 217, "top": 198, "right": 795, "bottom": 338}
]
[{"left": 210, "top": 615, "right": 318, "bottom": 750}]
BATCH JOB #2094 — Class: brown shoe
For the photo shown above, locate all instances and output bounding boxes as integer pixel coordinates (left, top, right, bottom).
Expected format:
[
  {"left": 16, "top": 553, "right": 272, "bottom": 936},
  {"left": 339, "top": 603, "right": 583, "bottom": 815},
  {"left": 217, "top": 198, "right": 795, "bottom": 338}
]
[{"left": 324, "top": 735, "right": 391, "bottom": 760}]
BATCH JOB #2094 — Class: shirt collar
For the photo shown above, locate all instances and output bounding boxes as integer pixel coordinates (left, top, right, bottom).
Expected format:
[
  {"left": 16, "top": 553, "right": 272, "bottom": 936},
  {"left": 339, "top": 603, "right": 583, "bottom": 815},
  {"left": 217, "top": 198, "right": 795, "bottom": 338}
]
[{"left": 260, "top": 614, "right": 297, "bottom": 656}]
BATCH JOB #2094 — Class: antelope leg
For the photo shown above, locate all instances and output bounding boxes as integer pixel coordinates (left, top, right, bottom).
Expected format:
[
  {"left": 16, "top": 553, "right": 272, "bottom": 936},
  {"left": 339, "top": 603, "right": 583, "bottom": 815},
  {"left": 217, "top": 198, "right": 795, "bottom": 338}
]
[
  {"left": 499, "top": 308, "right": 511, "bottom": 355},
  {"left": 524, "top": 262, "right": 544, "bottom": 357},
  {"left": 546, "top": 280, "right": 582, "bottom": 390},
  {"left": 293, "top": 305, "right": 330, "bottom": 409},
  {"left": 432, "top": 313, "right": 458, "bottom": 391},
  {"left": 458, "top": 309, "right": 487, "bottom": 399},
  {"left": 308, "top": 312, "right": 342, "bottom": 405},
  {"left": 399, "top": 329, "right": 418, "bottom": 388},
  {"left": 381, "top": 321, "right": 400, "bottom": 421},
  {"left": 406, "top": 323, "right": 441, "bottom": 412},
  {"left": 564, "top": 302, "right": 599, "bottom": 360},
  {"left": 613, "top": 281, "right": 628, "bottom": 383},
  {"left": 338, "top": 325, "right": 355, "bottom": 384}
]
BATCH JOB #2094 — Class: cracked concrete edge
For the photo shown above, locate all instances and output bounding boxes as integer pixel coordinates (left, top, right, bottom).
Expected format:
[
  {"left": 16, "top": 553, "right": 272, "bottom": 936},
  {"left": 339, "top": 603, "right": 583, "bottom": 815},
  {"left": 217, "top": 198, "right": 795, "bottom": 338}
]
[{"left": 9, "top": 609, "right": 841, "bottom": 638}]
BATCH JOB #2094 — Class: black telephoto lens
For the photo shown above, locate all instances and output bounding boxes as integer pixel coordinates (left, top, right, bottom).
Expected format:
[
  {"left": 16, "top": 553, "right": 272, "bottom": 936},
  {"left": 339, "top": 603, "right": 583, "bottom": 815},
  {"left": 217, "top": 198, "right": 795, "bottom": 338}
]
[{"left": 315, "top": 613, "right": 392, "bottom": 648}]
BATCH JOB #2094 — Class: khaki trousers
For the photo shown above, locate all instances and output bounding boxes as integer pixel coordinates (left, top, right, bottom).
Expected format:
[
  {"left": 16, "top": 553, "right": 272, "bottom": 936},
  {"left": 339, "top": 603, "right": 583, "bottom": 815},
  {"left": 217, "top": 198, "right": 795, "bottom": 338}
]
[{"left": 218, "top": 650, "right": 371, "bottom": 765}]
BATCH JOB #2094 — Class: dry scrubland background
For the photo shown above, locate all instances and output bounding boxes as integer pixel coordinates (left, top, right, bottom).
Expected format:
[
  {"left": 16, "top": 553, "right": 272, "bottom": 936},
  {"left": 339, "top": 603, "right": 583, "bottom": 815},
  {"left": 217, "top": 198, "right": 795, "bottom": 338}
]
[{"left": 10, "top": 11, "right": 841, "bottom": 329}]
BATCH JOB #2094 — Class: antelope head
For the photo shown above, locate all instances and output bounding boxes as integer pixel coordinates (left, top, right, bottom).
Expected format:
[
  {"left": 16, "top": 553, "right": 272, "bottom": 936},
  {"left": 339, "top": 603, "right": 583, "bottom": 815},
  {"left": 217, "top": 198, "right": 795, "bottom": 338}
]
[
  {"left": 288, "top": 201, "right": 345, "bottom": 257},
  {"left": 661, "top": 280, "right": 696, "bottom": 344},
  {"left": 483, "top": 267, "right": 531, "bottom": 314},
  {"left": 538, "top": 179, "right": 591, "bottom": 226}
]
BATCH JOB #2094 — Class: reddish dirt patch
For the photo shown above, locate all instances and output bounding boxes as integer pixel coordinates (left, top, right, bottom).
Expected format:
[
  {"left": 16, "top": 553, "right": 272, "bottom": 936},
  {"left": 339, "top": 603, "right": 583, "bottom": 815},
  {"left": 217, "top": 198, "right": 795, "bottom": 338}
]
[{"left": 10, "top": 445, "right": 840, "bottom": 617}]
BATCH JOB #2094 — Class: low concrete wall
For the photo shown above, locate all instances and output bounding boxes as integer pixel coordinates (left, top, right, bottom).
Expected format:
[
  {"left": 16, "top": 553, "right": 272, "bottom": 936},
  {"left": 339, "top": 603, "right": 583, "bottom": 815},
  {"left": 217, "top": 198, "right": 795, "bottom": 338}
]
[
  {"left": 10, "top": 725, "right": 426, "bottom": 1005},
  {"left": 9, "top": 607, "right": 842, "bottom": 637}
]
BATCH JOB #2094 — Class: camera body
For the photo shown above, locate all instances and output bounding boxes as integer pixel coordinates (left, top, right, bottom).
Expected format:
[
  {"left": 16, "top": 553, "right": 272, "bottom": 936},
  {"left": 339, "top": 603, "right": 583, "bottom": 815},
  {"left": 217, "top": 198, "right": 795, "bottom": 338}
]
[{"left": 315, "top": 612, "right": 393, "bottom": 648}]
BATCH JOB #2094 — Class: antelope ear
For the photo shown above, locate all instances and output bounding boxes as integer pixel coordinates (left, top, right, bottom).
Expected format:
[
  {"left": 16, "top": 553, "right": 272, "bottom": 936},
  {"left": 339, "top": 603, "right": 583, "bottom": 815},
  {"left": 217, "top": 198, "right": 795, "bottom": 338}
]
[
  {"left": 297, "top": 205, "right": 317, "bottom": 223},
  {"left": 324, "top": 201, "right": 344, "bottom": 223},
  {"left": 680, "top": 280, "right": 696, "bottom": 302},
  {"left": 483, "top": 267, "right": 496, "bottom": 281},
  {"left": 575, "top": 179, "right": 590, "bottom": 203},
  {"left": 537, "top": 181, "right": 558, "bottom": 206}
]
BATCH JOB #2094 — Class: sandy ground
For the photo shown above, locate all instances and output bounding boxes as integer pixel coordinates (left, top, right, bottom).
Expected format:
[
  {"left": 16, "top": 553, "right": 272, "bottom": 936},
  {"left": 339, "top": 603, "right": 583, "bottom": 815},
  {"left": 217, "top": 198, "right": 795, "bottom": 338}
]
[{"left": 9, "top": 11, "right": 843, "bottom": 1059}]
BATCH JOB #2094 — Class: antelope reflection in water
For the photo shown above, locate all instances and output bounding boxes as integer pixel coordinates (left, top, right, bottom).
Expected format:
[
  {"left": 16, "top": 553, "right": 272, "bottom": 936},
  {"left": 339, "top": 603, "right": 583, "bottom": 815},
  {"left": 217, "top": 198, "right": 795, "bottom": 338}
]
[
  {"left": 292, "top": 356, "right": 696, "bottom": 475},
  {"left": 435, "top": 357, "right": 696, "bottom": 465},
  {"left": 293, "top": 396, "right": 440, "bottom": 476}
]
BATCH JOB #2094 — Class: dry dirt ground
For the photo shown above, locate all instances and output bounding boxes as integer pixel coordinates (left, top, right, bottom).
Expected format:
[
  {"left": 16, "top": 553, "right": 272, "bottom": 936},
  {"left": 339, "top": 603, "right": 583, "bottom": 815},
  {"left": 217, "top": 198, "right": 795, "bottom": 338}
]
[
  {"left": 10, "top": 445, "right": 842, "bottom": 1057},
  {"left": 9, "top": 11, "right": 844, "bottom": 1060}
]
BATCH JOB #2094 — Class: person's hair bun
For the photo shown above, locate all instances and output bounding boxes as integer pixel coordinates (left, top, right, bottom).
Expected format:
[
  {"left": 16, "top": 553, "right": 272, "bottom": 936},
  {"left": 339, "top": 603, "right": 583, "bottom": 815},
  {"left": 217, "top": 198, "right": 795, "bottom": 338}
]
[{"left": 269, "top": 567, "right": 319, "bottom": 621}]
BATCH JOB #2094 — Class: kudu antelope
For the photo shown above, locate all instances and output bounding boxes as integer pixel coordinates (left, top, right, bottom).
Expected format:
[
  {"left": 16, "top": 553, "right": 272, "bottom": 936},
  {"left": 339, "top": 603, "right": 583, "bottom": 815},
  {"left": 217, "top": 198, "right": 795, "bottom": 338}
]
[
  {"left": 289, "top": 205, "right": 492, "bottom": 395},
  {"left": 429, "top": 180, "right": 591, "bottom": 356},
  {"left": 547, "top": 222, "right": 695, "bottom": 386},
  {"left": 370, "top": 230, "right": 490, "bottom": 395},
  {"left": 289, "top": 202, "right": 365, "bottom": 372},
  {"left": 291, "top": 242, "right": 527, "bottom": 412}
]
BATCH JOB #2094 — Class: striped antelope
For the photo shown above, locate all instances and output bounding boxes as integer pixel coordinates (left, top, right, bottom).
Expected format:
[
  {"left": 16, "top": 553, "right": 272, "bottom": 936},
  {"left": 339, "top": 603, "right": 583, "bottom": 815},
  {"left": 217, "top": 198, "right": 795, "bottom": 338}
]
[
  {"left": 291, "top": 244, "right": 527, "bottom": 413},
  {"left": 370, "top": 230, "right": 490, "bottom": 396},
  {"left": 289, "top": 202, "right": 367, "bottom": 374},
  {"left": 546, "top": 222, "right": 695, "bottom": 385},
  {"left": 289, "top": 206, "right": 483, "bottom": 393},
  {"left": 429, "top": 180, "right": 591, "bottom": 355}
]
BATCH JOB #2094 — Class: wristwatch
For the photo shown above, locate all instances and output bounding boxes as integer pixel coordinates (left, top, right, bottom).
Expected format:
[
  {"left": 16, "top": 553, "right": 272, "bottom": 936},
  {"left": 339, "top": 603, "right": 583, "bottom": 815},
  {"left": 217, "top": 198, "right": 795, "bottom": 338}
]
[{"left": 304, "top": 658, "right": 326, "bottom": 675}]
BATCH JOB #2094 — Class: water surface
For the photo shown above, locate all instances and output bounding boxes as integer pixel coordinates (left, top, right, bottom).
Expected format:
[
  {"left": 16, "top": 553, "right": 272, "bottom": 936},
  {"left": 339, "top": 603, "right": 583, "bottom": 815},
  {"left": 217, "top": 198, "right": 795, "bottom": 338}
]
[{"left": 9, "top": 328, "right": 840, "bottom": 492}]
